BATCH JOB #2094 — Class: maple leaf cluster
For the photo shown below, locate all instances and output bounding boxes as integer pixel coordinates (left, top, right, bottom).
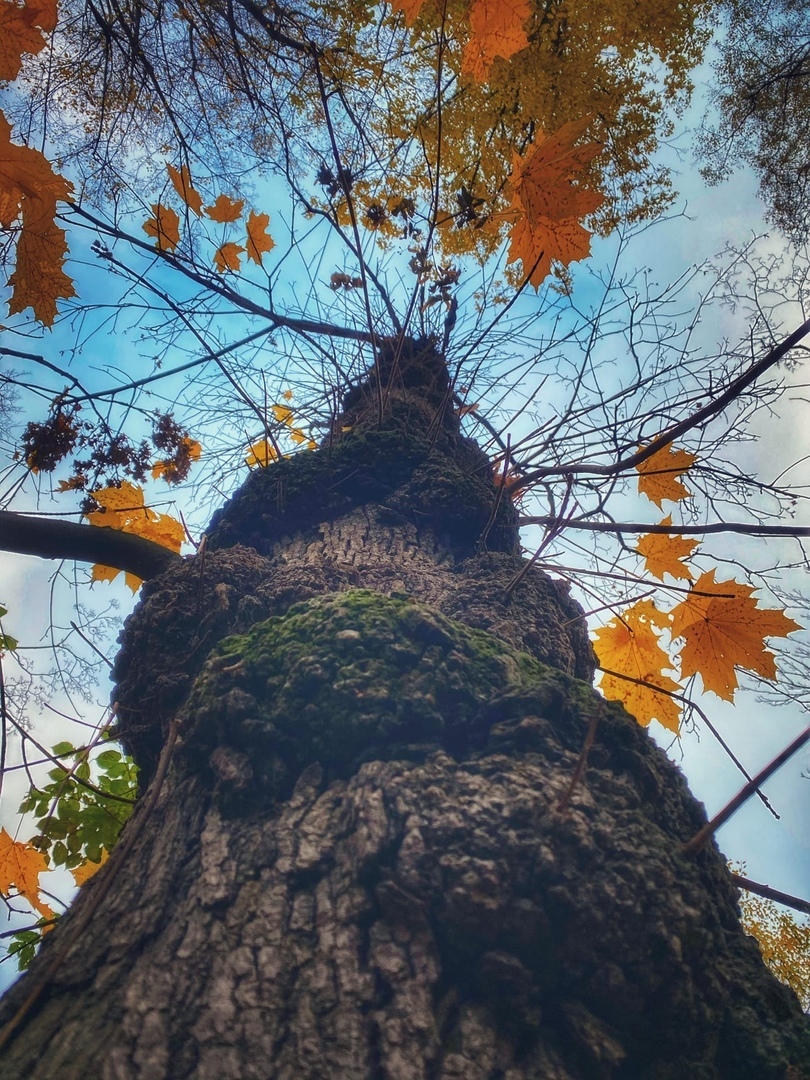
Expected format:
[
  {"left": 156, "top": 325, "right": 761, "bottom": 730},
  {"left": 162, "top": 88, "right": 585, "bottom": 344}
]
[
  {"left": 592, "top": 442, "right": 800, "bottom": 731},
  {"left": 143, "top": 164, "right": 275, "bottom": 275},
  {"left": 23, "top": 407, "right": 199, "bottom": 493},
  {"left": 245, "top": 395, "right": 317, "bottom": 469}
]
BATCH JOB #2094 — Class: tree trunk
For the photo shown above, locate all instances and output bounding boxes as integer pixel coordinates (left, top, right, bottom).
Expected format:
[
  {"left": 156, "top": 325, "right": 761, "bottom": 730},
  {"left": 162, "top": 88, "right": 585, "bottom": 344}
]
[{"left": 1, "top": 343, "right": 808, "bottom": 1079}]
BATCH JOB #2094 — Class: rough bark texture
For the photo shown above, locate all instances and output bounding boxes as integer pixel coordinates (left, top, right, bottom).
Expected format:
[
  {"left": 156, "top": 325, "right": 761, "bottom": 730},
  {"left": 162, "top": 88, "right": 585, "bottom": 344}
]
[{"left": 0, "top": 340, "right": 808, "bottom": 1078}]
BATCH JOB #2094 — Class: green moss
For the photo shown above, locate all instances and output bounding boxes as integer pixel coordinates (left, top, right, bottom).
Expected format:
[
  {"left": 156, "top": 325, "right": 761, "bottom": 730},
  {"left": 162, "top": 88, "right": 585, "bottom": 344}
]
[{"left": 182, "top": 589, "right": 571, "bottom": 805}]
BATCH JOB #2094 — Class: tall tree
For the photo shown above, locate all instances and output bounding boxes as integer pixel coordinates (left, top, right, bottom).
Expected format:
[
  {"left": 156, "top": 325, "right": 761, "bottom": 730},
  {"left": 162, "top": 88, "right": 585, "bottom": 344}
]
[
  {"left": 700, "top": 0, "right": 810, "bottom": 244},
  {"left": 0, "top": 0, "right": 809, "bottom": 1075}
]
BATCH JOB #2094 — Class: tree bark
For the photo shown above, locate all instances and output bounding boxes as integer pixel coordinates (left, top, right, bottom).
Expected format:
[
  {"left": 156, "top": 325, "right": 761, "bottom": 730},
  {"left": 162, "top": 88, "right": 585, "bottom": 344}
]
[{"left": 0, "top": 342, "right": 808, "bottom": 1078}]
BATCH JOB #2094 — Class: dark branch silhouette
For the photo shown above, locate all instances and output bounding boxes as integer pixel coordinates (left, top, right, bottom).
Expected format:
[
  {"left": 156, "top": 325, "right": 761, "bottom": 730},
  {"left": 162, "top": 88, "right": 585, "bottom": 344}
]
[{"left": 0, "top": 512, "right": 182, "bottom": 580}]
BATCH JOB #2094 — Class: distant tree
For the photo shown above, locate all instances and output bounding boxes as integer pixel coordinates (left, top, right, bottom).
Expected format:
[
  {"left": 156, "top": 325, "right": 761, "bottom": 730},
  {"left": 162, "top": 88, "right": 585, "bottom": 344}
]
[{"left": 700, "top": 0, "right": 810, "bottom": 244}]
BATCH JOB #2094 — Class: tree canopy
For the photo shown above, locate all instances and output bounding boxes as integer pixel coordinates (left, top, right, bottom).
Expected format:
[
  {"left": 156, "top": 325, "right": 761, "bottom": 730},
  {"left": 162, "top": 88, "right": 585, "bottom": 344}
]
[{"left": 700, "top": 0, "right": 810, "bottom": 245}]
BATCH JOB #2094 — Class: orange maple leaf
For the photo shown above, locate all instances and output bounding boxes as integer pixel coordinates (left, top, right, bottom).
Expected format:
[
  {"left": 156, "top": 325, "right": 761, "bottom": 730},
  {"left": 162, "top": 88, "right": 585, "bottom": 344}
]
[
  {"left": 166, "top": 163, "right": 203, "bottom": 216},
  {"left": 635, "top": 516, "right": 697, "bottom": 581},
  {"left": 205, "top": 193, "right": 244, "bottom": 223},
  {"left": 86, "top": 482, "right": 185, "bottom": 592},
  {"left": 0, "top": 113, "right": 75, "bottom": 325},
  {"left": 593, "top": 599, "right": 681, "bottom": 732},
  {"left": 388, "top": 0, "right": 428, "bottom": 25},
  {"left": 143, "top": 204, "right": 181, "bottom": 251},
  {"left": 71, "top": 850, "right": 110, "bottom": 887},
  {"left": 6, "top": 204, "right": 76, "bottom": 326},
  {"left": 636, "top": 442, "right": 696, "bottom": 508},
  {"left": 213, "top": 241, "right": 245, "bottom": 274},
  {"left": 503, "top": 118, "right": 604, "bottom": 289},
  {"left": 271, "top": 403, "right": 294, "bottom": 426},
  {"left": 0, "top": 827, "right": 55, "bottom": 922},
  {"left": 461, "top": 0, "right": 531, "bottom": 83},
  {"left": 0, "top": 0, "right": 57, "bottom": 82},
  {"left": 246, "top": 210, "right": 275, "bottom": 265},
  {"left": 669, "top": 570, "right": 800, "bottom": 700}
]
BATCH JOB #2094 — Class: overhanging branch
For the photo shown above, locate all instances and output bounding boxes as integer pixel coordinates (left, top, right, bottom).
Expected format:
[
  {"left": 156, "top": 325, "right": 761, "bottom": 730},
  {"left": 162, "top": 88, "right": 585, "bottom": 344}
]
[
  {"left": 0, "top": 512, "right": 182, "bottom": 580},
  {"left": 520, "top": 516, "right": 810, "bottom": 538}
]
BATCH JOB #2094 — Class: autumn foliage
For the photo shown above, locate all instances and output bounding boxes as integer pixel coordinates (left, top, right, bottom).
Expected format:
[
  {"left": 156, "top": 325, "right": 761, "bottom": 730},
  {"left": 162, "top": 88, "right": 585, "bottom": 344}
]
[{"left": 592, "top": 443, "right": 800, "bottom": 730}]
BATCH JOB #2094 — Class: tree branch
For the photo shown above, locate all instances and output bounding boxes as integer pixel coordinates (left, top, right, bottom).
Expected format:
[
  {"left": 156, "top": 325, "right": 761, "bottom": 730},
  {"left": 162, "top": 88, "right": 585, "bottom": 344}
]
[
  {"left": 0, "top": 512, "right": 182, "bottom": 580},
  {"left": 520, "top": 516, "right": 810, "bottom": 538},
  {"left": 515, "top": 314, "right": 810, "bottom": 488},
  {"left": 731, "top": 873, "right": 810, "bottom": 918}
]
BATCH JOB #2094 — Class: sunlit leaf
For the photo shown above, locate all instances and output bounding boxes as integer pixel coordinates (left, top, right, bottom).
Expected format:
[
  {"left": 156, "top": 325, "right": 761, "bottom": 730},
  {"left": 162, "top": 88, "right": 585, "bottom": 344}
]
[
  {"left": 246, "top": 210, "right": 275, "bottom": 265},
  {"left": 213, "top": 241, "right": 245, "bottom": 273},
  {"left": 0, "top": 827, "right": 55, "bottom": 921},
  {"left": 635, "top": 516, "right": 697, "bottom": 581},
  {"left": 0, "top": 113, "right": 75, "bottom": 325},
  {"left": 166, "top": 162, "right": 203, "bottom": 216},
  {"left": 0, "top": 0, "right": 57, "bottom": 82},
  {"left": 461, "top": 0, "right": 531, "bottom": 83},
  {"left": 143, "top": 203, "right": 181, "bottom": 251},
  {"left": 636, "top": 442, "right": 696, "bottom": 508},
  {"left": 271, "top": 403, "right": 294, "bottom": 426},
  {"left": 245, "top": 438, "right": 278, "bottom": 468},
  {"left": 205, "top": 193, "right": 244, "bottom": 223},
  {"left": 71, "top": 850, "right": 110, "bottom": 887},
  {"left": 593, "top": 599, "right": 681, "bottom": 732},
  {"left": 502, "top": 118, "right": 604, "bottom": 289},
  {"left": 86, "top": 482, "right": 184, "bottom": 590},
  {"left": 669, "top": 571, "right": 800, "bottom": 700}
]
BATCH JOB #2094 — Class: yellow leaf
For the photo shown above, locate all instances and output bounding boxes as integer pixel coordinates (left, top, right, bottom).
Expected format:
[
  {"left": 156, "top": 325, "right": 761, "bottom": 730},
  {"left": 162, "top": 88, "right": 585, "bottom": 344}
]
[
  {"left": 91, "top": 563, "right": 121, "bottom": 585},
  {"left": 636, "top": 442, "right": 696, "bottom": 508},
  {"left": 271, "top": 403, "right": 294, "bottom": 426},
  {"left": 246, "top": 210, "right": 275, "bottom": 265},
  {"left": 593, "top": 600, "right": 681, "bottom": 732},
  {"left": 71, "top": 850, "right": 110, "bottom": 887},
  {"left": 86, "top": 480, "right": 145, "bottom": 526},
  {"left": 461, "top": 0, "right": 531, "bottom": 83},
  {"left": 282, "top": 389, "right": 294, "bottom": 401},
  {"left": 143, "top": 203, "right": 180, "bottom": 251},
  {"left": 151, "top": 436, "right": 202, "bottom": 482},
  {"left": 245, "top": 438, "right": 277, "bottom": 468},
  {"left": 0, "top": 827, "right": 55, "bottom": 921},
  {"left": 205, "top": 193, "right": 244, "bottom": 223},
  {"left": 635, "top": 516, "right": 697, "bottom": 581},
  {"left": 166, "top": 162, "right": 203, "bottom": 216},
  {"left": 213, "top": 241, "right": 244, "bottom": 273},
  {"left": 86, "top": 482, "right": 183, "bottom": 588},
  {"left": 124, "top": 573, "right": 142, "bottom": 594},
  {"left": 669, "top": 571, "right": 801, "bottom": 700}
]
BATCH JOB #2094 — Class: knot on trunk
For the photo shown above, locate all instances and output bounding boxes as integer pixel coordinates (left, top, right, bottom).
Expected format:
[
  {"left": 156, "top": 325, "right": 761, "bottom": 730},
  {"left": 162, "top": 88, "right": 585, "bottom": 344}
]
[{"left": 177, "top": 589, "right": 585, "bottom": 811}]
